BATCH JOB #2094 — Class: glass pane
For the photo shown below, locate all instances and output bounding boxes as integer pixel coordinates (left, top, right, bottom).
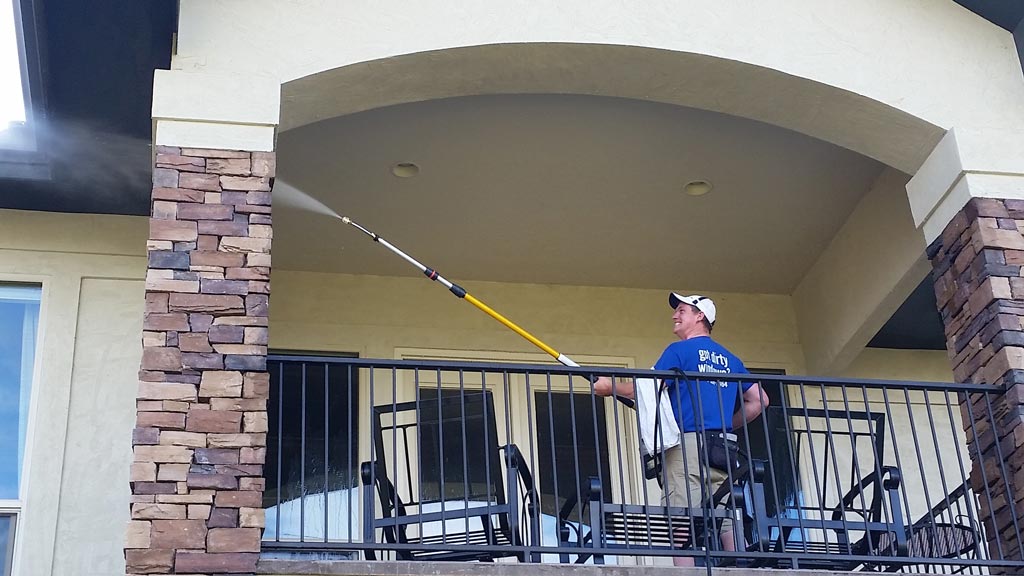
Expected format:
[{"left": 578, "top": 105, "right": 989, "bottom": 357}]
[
  {"left": 417, "top": 389, "right": 501, "bottom": 504},
  {"left": 737, "top": 374, "right": 799, "bottom": 517},
  {"left": 535, "top": 391, "right": 610, "bottom": 517},
  {"left": 0, "top": 514, "right": 12, "bottom": 576},
  {"left": 0, "top": 284, "right": 41, "bottom": 500},
  {"left": 265, "top": 359, "right": 360, "bottom": 540}
]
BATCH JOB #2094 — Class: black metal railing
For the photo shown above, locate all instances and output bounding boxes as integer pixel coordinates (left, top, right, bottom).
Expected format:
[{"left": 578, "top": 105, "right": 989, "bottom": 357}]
[{"left": 262, "top": 354, "right": 1024, "bottom": 573}]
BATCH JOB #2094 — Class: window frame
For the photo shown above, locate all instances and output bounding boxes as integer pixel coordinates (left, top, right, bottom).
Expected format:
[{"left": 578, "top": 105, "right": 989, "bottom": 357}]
[
  {"left": 0, "top": 282, "right": 42, "bottom": 506},
  {"left": 0, "top": 279, "right": 44, "bottom": 576},
  {"left": 0, "top": 510, "right": 15, "bottom": 576}
]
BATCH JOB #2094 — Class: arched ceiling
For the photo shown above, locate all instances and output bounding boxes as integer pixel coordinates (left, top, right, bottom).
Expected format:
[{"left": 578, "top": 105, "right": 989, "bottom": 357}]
[{"left": 274, "top": 92, "right": 890, "bottom": 294}]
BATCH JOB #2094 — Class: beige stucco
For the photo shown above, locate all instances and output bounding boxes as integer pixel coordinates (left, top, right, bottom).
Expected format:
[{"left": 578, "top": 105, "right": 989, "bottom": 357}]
[
  {"left": 794, "top": 168, "right": 932, "bottom": 374},
  {"left": 51, "top": 278, "right": 144, "bottom": 576},
  {"left": 0, "top": 209, "right": 147, "bottom": 576},
  {"left": 268, "top": 270, "right": 804, "bottom": 373},
  {"left": 167, "top": 0, "right": 1024, "bottom": 170},
  {"left": 839, "top": 348, "right": 953, "bottom": 383}
]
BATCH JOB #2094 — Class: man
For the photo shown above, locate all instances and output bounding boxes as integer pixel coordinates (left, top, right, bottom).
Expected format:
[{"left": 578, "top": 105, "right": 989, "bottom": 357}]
[{"left": 595, "top": 292, "right": 768, "bottom": 566}]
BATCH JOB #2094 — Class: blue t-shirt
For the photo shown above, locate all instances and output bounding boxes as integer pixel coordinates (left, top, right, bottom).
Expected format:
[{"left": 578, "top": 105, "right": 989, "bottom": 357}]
[{"left": 654, "top": 336, "right": 752, "bottom": 432}]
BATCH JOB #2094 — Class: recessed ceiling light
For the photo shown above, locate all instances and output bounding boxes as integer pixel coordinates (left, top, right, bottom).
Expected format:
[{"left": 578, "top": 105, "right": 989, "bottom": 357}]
[
  {"left": 392, "top": 162, "right": 420, "bottom": 178},
  {"left": 684, "top": 180, "right": 713, "bottom": 196}
]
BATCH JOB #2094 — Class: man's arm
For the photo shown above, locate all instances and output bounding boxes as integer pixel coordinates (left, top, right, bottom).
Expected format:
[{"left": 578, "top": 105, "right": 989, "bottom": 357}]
[
  {"left": 594, "top": 376, "right": 635, "bottom": 400},
  {"left": 732, "top": 382, "right": 768, "bottom": 430}
]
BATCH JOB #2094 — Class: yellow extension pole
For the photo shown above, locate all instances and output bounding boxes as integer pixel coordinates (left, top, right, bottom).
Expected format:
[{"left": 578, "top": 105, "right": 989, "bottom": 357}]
[
  {"left": 340, "top": 216, "right": 581, "bottom": 369},
  {"left": 463, "top": 293, "right": 562, "bottom": 360}
]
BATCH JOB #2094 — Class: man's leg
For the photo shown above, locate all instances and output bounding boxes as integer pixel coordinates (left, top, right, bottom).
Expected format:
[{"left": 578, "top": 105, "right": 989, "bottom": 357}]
[
  {"left": 704, "top": 455, "right": 737, "bottom": 557},
  {"left": 669, "top": 435, "right": 740, "bottom": 565},
  {"left": 664, "top": 434, "right": 707, "bottom": 567}
]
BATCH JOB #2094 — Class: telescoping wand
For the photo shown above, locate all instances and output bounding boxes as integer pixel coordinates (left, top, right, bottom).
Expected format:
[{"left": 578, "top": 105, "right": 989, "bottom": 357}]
[{"left": 341, "top": 217, "right": 580, "bottom": 366}]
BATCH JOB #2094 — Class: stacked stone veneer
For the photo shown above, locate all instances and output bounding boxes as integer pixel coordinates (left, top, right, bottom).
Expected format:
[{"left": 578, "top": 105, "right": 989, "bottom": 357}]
[
  {"left": 125, "top": 147, "right": 274, "bottom": 575},
  {"left": 929, "top": 197, "right": 1024, "bottom": 565}
]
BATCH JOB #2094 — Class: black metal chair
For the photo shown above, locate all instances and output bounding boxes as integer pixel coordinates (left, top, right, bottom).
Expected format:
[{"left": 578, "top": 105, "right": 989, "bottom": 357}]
[
  {"left": 360, "top": 391, "right": 539, "bottom": 561},
  {"left": 757, "top": 465, "right": 907, "bottom": 569},
  {"left": 869, "top": 481, "right": 981, "bottom": 573},
  {"left": 556, "top": 458, "right": 767, "bottom": 565},
  {"left": 751, "top": 407, "right": 910, "bottom": 570}
]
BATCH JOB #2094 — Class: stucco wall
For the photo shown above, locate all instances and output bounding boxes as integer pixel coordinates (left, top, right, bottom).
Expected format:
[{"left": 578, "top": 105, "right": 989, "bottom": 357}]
[
  {"left": 840, "top": 348, "right": 953, "bottom": 383},
  {"left": 794, "top": 168, "right": 932, "bottom": 374},
  {"left": 51, "top": 278, "right": 144, "bottom": 576},
  {"left": 177, "top": 0, "right": 1024, "bottom": 130},
  {"left": 0, "top": 209, "right": 147, "bottom": 576},
  {"left": 268, "top": 270, "right": 804, "bottom": 373},
  {"left": 167, "top": 0, "right": 1024, "bottom": 172}
]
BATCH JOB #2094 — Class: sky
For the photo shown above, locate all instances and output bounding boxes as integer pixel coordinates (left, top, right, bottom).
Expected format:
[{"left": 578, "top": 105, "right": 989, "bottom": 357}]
[{"left": 1, "top": 0, "right": 26, "bottom": 129}]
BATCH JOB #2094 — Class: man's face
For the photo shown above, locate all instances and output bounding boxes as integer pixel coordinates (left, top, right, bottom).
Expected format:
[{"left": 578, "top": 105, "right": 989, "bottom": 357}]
[{"left": 672, "top": 303, "right": 704, "bottom": 339}]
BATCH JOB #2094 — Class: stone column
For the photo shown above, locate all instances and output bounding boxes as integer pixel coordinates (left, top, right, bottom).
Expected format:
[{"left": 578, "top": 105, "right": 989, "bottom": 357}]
[
  {"left": 928, "top": 197, "right": 1024, "bottom": 564},
  {"left": 124, "top": 147, "right": 275, "bottom": 575},
  {"left": 911, "top": 129, "right": 1024, "bottom": 568}
]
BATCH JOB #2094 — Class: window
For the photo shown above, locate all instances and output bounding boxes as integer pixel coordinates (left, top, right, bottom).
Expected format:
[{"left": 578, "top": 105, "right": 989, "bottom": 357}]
[
  {"left": 0, "top": 284, "right": 40, "bottom": 500},
  {"left": 0, "top": 283, "right": 40, "bottom": 576},
  {"left": 417, "top": 389, "right": 502, "bottom": 504},
  {"left": 739, "top": 369, "right": 797, "bottom": 517},
  {"left": 265, "top": 355, "right": 360, "bottom": 542},
  {"left": 0, "top": 514, "right": 13, "bottom": 576},
  {"left": 535, "top": 391, "right": 612, "bottom": 517}
]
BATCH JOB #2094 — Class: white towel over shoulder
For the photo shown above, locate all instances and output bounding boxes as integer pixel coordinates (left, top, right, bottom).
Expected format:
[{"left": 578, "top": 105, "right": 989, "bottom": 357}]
[{"left": 633, "top": 374, "right": 680, "bottom": 456}]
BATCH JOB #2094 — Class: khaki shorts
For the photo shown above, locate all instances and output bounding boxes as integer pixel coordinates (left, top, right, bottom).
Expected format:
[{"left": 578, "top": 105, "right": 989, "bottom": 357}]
[{"left": 662, "top": 432, "right": 734, "bottom": 534}]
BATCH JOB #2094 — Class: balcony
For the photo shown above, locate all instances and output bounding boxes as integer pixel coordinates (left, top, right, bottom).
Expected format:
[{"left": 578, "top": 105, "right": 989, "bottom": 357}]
[{"left": 258, "top": 355, "right": 1022, "bottom": 574}]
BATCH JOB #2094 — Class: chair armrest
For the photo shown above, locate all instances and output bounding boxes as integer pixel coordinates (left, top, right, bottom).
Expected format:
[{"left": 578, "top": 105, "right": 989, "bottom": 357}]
[
  {"left": 829, "top": 466, "right": 907, "bottom": 556},
  {"left": 835, "top": 463, "right": 901, "bottom": 518},
  {"left": 360, "top": 460, "right": 406, "bottom": 518}
]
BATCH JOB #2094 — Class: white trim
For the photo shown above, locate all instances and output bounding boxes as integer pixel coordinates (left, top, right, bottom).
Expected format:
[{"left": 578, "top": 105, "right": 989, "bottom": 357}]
[
  {"left": 152, "top": 69, "right": 281, "bottom": 126},
  {"left": 154, "top": 119, "right": 276, "bottom": 152},
  {"left": 907, "top": 127, "right": 1024, "bottom": 243},
  {"left": 0, "top": 511, "right": 16, "bottom": 576},
  {"left": 13, "top": 278, "right": 45, "bottom": 505},
  {"left": 12, "top": 274, "right": 71, "bottom": 576}
]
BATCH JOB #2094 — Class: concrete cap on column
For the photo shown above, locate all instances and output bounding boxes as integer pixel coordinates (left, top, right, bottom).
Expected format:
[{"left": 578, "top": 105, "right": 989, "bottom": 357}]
[{"left": 907, "top": 128, "right": 1024, "bottom": 244}]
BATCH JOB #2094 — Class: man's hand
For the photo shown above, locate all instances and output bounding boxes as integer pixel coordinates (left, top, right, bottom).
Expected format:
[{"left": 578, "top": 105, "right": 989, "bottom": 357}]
[{"left": 594, "top": 376, "right": 636, "bottom": 400}]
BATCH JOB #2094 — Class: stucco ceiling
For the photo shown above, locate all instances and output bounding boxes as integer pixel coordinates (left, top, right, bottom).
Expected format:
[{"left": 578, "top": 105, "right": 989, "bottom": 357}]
[{"left": 275, "top": 93, "right": 887, "bottom": 294}]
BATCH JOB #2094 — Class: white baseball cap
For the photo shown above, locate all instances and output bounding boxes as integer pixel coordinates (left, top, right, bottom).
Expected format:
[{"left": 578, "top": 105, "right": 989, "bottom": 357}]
[{"left": 669, "top": 293, "right": 716, "bottom": 325}]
